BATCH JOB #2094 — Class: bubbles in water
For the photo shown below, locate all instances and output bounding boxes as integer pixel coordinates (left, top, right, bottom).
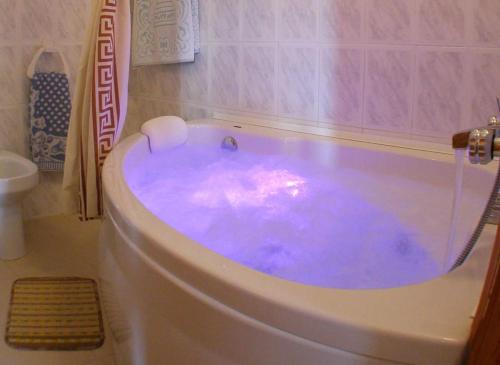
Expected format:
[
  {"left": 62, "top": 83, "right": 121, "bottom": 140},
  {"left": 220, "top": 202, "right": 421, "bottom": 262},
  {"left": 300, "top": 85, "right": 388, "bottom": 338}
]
[
  {"left": 190, "top": 165, "right": 306, "bottom": 209},
  {"left": 130, "top": 145, "right": 440, "bottom": 289},
  {"left": 394, "top": 233, "right": 413, "bottom": 256}
]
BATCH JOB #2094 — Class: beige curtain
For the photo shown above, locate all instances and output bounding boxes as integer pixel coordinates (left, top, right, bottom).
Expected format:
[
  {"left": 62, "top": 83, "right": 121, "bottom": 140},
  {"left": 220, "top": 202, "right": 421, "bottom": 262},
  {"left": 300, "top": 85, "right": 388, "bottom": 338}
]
[{"left": 63, "top": 0, "right": 131, "bottom": 220}]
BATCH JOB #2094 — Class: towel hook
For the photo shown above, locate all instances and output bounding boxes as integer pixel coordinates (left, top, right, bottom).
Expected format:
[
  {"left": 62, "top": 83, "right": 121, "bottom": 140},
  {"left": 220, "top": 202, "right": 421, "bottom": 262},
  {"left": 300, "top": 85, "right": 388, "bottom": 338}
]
[{"left": 27, "top": 45, "right": 70, "bottom": 79}]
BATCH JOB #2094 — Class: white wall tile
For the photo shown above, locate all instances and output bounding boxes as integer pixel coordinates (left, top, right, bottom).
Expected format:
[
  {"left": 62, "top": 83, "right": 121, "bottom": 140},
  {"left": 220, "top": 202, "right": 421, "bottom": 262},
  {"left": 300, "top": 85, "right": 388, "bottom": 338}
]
[
  {"left": 0, "top": 0, "right": 17, "bottom": 41},
  {"left": 128, "top": 68, "right": 142, "bottom": 97},
  {"left": 209, "top": 45, "right": 240, "bottom": 108},
  {"left": 319, "top": 47, "right": 364, "bottom": 126},
  {"left": 179, "top": 104, "right": 212, "bottom": 121},
  {"left": 135, "top": 64, "right": 170, "bottom": 97},
  {"left": 19, "top": 0, "right": 53, "bottom": 41},
  {"left": 0, "top": 47, "right": 22, "bottom": 106},
  {"left": 242, "top": 0, "right": 276, "bottom": 41},
  {"left": 414, "top": 50, "right": 467, "bottom": 136},
  {"left": 364, "top": 48, "right": 414, "bottom": 132},
  {"left": 417, "top": 0, "right": 467, "bottom": 44},
  {"left": 148, "top": 65, "right": 180, "bottom": 99},
  {"left": 0, "top": 107, "right": 28, "bottom": 157},
  {"left": 366, "top": 0, "right": 414, "bottom": 43},
  {"left": 122, "top": 96, "right": 142, "bottom": 138},
  {"left": 319, "top": 0, "right": 362, "bottom": 42},
  {"left": 131, "top": 0, "right": 500, "bottom": 146},
  {"left": 53, "top": 0, "right": 90, "bottom": 42},
  {"left": 278, "top": 46, "right": 318, "bottom": 120},
  {"left": 279, "top": 0, "right": 317, "bottom": 41},
  {"left": 210, "top": 0, "right": 241, "bottom": 41},
  {"left": 1, "top": 0, "right": 91, "bottom": 219},
  {"left": 198, "top": 0, "right": 210, "bottom": 44},
  {"left": 178, "top": 48, "right": 209, "bottom": 103},
  {"left": 125, "top": 0, "right": 500, "bottom": 152},
  {"left": 61, "top": 45, "right": 83, "bottom": 93},
  {"left": 241, "top": 45, "right": 276, "bottom": 113}
]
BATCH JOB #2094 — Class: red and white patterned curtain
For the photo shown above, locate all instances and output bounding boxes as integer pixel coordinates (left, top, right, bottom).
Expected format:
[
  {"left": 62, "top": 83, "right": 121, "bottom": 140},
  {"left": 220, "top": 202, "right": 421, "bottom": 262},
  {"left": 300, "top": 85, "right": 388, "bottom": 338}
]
[{"left": 63, "top": 0, "right": 131, "bottom": 220}]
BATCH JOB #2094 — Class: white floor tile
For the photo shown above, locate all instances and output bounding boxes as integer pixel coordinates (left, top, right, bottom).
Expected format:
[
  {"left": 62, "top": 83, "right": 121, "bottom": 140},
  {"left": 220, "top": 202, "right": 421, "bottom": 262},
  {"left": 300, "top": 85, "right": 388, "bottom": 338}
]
[{"left": 0, "top": 215, "right": 117, "bottom": 365}]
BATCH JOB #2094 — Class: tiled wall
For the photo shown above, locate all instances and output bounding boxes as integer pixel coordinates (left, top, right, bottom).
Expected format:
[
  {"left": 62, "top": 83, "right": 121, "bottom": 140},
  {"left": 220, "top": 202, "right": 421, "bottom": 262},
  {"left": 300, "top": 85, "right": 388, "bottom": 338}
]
[
  {"left": 0, "top": 0, "right": 90, "bottom": 219},
  {"left": 1, "top": 0, "right": 498, "bottom": 219},
  {"left": 128, "top": 0, "right": 500, "bottom": 144}
]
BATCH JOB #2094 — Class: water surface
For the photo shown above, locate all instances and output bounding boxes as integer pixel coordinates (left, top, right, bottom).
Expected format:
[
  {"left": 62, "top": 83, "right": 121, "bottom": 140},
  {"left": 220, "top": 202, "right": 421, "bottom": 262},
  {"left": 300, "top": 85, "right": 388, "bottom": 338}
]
[{"left": 128, "top": 145, "right": 447, "bottom": 289}]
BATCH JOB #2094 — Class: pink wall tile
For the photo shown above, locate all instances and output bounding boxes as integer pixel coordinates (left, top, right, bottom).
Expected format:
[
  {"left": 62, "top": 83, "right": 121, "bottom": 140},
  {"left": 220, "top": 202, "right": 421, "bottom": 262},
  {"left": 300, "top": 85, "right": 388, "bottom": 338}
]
[
  {"left": 472, "top": 0, "right": 500, "bottom": 46},
  {"left": 414, "top": 50, "right": 467, "bottom": 137},
  {"left": 319, "top": 47, "right": 364, "bottom": 126},
  {"left": 242, "top": 0, "right": 276, "bottom": 41},
  {"left": 278, "top": 0, "right": 317, "bottom": 41},
  {"left": 319, "top": 0, "right": 362, "bottom": 42},
  {"left": 417, "top": 0, "right": 466, "bottom": 44},
  {"left": 120, "top": 0, "right": 500, "bottom": 148},
  {"left": 470, "top": 51, "right": 500, "bottom": 126},
  {"left": 209, "top": 45, "right": 240, "bottom": 108},
  {"left": 366, "top": 0, "right": 414, "bottom": 43},
  {"left": 364, "top": 48, "right": 414, "bottom": 132},
  {"left": 209, "top": 0, "right": 240, "bottom": 41},
  {"left": 198, "top": 0, "right": 210, "bottom": 43},
  {"left": 241, "top": 46, "right": 276, "bottom": 113},
  {"left": 278, "top": 46, "right": 318, "bottom": 120}
]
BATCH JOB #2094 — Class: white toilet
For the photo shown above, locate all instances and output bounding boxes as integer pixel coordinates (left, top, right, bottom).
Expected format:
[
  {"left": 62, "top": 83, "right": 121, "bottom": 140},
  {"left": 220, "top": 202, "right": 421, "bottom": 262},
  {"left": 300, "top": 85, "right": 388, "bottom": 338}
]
[{"left": 0, "top": 150, "right": 39, "bottom": 260}]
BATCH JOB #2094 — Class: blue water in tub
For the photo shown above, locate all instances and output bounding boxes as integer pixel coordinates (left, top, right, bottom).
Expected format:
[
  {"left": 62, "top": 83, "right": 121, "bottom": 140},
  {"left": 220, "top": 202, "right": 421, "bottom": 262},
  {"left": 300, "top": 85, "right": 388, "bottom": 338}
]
[{"left": 129, "top": 145, "right": 440, "bottom": 289}]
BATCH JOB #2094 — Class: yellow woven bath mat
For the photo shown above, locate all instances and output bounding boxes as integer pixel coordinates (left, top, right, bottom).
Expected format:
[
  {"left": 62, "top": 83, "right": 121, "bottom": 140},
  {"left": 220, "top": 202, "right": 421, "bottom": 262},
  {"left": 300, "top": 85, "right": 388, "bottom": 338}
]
[{"left": 5, "top": 277, "right": 105, "bottom": 350}]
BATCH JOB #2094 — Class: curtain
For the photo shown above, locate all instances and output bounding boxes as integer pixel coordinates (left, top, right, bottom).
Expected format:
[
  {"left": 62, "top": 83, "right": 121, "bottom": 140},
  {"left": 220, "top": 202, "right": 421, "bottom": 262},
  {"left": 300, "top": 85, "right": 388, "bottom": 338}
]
[{"left": 63, "top": 0, "right": 131, "bottom": 221}]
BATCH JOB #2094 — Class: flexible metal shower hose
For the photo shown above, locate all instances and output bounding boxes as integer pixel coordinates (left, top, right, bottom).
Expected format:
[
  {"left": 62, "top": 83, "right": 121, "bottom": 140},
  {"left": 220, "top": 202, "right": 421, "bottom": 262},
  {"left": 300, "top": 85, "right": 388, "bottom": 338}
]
[{"left": 450, "top": 164, "right": 500, "bottom": 271}]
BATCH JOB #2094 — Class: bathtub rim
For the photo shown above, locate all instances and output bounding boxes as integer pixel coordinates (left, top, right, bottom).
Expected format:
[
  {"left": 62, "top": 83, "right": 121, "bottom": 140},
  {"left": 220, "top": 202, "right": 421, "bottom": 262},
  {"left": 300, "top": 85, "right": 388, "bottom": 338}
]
[{"left": 102, "top": 118, "right": 496, "bottom": 364}]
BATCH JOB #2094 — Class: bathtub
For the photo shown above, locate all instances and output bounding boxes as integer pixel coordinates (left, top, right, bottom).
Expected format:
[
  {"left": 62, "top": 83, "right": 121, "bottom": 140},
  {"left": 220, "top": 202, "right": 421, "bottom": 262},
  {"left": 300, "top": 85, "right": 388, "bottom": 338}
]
[{"left": 99, "top": 118, "right": 496, "bottom": 365}]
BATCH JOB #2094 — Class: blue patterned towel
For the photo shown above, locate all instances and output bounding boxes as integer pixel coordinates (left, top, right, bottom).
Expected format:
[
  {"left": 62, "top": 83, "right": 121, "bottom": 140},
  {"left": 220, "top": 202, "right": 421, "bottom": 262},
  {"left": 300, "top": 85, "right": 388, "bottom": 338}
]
[{"left": 29, "top": 72, "right": 71, "bottom": 171}]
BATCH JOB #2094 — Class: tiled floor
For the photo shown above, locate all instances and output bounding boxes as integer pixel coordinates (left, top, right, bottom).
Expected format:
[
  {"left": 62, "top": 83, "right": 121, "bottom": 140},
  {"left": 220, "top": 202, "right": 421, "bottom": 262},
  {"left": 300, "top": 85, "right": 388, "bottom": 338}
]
[{"left": 0, "top": 215, "right": 116, "bottom": 365}]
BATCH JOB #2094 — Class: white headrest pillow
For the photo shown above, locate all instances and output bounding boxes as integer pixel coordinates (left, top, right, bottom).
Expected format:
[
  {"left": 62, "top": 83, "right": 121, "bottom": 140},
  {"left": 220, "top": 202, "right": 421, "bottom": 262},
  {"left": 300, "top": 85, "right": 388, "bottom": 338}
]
[{"left": 140, "top": 116, "right": 188, "bottom": 153}]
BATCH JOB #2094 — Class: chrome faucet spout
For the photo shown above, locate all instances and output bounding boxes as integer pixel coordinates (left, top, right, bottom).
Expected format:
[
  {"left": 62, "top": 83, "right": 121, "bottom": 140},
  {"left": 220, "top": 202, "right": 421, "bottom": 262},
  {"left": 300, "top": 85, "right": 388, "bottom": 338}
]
[{"left": 451, "top": 116, "right": 500, "bottom": 165}]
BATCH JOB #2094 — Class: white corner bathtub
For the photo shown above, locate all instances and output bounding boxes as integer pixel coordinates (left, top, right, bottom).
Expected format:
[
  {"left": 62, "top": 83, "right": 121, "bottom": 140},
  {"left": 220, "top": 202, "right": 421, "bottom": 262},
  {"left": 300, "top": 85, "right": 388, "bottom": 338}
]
[{"left": 100, "top": 118, "right": 496, "bottom": 365}]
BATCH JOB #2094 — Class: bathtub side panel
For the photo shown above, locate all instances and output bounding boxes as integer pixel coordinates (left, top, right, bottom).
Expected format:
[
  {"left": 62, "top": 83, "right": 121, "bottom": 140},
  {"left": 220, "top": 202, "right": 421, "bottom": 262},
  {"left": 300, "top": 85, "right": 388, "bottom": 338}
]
[{"left": 99, "top": 218, "right": 406, "bottom": 365}]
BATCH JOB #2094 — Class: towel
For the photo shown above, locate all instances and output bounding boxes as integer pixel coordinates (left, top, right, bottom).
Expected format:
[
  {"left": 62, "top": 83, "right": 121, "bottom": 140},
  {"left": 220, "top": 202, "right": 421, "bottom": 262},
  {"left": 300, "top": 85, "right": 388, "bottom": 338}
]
[
  {"left": 132, "top": 0, "right": 200, "bottom": 66},
  {"left": 192, "top": 0, "right": 200, "bottom": 54},
  {"left": 29, "top": 72, "right": 71, "bottom": 171}
]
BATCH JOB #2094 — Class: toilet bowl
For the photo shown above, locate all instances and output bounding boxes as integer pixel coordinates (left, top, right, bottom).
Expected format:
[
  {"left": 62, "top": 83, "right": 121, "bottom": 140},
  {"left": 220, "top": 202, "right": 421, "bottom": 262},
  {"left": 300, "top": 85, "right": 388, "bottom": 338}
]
[{"left": 0, "top": 150, "right": 39, "bottom": 260}]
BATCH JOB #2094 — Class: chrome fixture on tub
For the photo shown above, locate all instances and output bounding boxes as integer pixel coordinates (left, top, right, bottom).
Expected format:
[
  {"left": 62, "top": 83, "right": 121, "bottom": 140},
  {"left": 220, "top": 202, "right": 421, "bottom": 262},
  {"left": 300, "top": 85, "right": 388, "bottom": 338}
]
[
  {"left": 452, "top": 116, "right": 500, "bottom": 165},
  {"left": 451, "top": 112, "right": 500, "bottom": 271},
  {"left": 221, "top": 136, "right": 238, "bottom": 151}
]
